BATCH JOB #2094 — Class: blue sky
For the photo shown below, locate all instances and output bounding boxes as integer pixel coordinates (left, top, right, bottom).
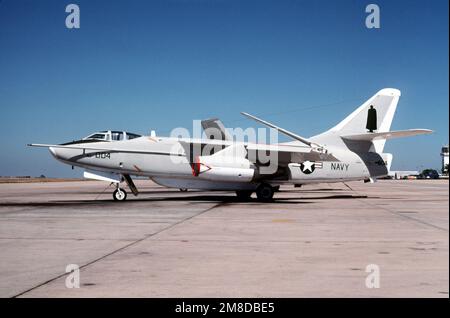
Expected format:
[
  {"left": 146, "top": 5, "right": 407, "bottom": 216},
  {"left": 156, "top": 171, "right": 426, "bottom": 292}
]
[{"left": 0, "top": 0, "right": 448, "bottom": 177}]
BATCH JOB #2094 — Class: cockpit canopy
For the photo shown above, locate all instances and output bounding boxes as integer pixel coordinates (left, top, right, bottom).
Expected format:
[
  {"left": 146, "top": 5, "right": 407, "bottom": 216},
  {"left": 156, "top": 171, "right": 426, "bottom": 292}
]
[
  {"left": 60, "top": 130, "right": 142, "bottom": 146},
  {"left": 83, "top": 130, "right": 142, "bottom": 142}
]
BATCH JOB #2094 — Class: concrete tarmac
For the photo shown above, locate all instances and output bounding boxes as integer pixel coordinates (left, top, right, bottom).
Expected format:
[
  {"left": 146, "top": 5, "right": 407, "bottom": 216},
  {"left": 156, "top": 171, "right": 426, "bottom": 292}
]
[{"left": 0, "top": 179, "right": 448, "bottom": 297}]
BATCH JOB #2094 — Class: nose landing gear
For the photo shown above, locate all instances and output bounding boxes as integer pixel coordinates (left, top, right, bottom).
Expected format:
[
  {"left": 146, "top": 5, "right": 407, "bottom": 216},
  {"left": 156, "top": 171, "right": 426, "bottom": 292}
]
[
  {"left": 113, "top": 186, "right": 127, "bottom": 201},
  {"left": 111, "top": 174, "right": 139, "bottom": 201}
]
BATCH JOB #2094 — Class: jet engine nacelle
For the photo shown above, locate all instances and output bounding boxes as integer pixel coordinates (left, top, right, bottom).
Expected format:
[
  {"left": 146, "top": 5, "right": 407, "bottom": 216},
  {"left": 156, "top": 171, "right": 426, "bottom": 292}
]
[
  {"left": 196, "top": 166, "right": 255, "bottom": 182},
  {"left": 192, "top": 155, "right": 255, "bottom": 182}
]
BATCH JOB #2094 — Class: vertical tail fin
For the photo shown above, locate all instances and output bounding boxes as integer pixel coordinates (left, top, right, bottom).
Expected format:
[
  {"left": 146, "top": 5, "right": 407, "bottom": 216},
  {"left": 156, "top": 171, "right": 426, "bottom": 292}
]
[{"left": 311, "top": 88, "right": 401, "bottom": 152}]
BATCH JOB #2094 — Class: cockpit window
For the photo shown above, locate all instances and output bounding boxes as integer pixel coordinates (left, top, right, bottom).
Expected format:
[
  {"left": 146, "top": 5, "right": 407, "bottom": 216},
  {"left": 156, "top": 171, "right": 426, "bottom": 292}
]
[
  {"left": 111, "top": 131, "right": 124, "bottom": 141},
  {"left": 81, "top": 131, "right": 142, "bottom": 142},
  {"left": 86, "top": 133, "right": 107, "bottom": 140}
]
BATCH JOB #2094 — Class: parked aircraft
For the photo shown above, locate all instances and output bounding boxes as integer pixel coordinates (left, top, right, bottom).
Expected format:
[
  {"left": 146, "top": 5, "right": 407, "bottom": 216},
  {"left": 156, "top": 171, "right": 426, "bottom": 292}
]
[{"left": 29, "top": 88, "right": 432, "bottom": 201}]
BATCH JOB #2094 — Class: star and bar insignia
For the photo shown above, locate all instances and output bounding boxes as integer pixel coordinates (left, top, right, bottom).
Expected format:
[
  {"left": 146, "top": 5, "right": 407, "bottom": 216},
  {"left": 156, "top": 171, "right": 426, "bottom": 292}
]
[{"left": 300, "top": 161, "right": 323, "bottom": 174}]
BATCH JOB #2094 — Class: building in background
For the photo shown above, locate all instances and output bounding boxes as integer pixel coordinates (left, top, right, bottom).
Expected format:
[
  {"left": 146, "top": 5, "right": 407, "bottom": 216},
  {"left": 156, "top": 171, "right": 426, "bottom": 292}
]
[
  {"left": 388, "top": 171, "right": 419, "bottom": 179},
  {"left": 441, "top": 145, "right": 449, "bottom": 175}
]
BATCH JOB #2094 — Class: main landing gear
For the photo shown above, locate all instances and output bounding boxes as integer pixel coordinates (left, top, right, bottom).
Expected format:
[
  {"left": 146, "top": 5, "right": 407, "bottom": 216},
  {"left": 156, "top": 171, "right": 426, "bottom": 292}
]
[
  {"left": 235, "top": 190, "right": 253, "bottom": 200},
  {"left": 235, "top": 183, "right": 276, "bottom": 202},
  {"left": 255, "top": 183, "right": 275, "bottom": 201}
]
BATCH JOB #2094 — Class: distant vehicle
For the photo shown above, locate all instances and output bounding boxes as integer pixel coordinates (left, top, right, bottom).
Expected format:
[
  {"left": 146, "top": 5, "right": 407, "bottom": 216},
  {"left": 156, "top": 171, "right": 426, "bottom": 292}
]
[
  {"left": 29, "top": 88, "right": 433, "bottom": 201},
  {"left": 418, "top": 169, "right": 440, "bottom": 179}
]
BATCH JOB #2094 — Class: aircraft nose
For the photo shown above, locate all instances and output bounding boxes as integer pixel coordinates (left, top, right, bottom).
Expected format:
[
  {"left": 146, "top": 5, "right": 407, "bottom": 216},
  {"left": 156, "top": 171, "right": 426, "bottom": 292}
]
[
  {"left": 49, "top": 147, "right": 58, "bottom": 158},
  {"left": 48, "top": 146, "right": 74, "bottom": 162}
]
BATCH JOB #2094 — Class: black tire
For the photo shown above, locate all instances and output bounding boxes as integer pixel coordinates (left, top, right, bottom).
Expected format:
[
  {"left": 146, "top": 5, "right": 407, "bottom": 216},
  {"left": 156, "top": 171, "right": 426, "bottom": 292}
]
[
  {"left": 113, "top": 188, "right": 127, "bottom": 201},
  {"left": 236, "top": 190, "right": 253, "bottom": 200},
  {"left": 256, "top": 184, "right": 274, "bottom": 201}
]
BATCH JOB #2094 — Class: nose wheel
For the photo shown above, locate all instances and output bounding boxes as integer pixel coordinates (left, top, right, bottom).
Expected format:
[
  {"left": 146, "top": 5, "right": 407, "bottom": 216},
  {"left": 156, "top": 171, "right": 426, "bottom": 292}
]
[{"left": 113, "top": 187, "right": 127, "bottom": 201}]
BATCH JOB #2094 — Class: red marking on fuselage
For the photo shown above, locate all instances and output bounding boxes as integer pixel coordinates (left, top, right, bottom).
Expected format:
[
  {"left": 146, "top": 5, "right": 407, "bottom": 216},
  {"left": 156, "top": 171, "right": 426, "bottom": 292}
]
[{"left": 191, "top": 157, "right": 211, "bottom": 176}]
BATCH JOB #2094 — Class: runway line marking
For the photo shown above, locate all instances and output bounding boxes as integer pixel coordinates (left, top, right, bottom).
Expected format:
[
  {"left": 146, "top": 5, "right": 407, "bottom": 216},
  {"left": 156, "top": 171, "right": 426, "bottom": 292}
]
[
  {"left": 343, "top": 183, "right": 449, "bottom": 232},
  {"left": 11, "top": 202, "right": 225, "bottom": 298}
]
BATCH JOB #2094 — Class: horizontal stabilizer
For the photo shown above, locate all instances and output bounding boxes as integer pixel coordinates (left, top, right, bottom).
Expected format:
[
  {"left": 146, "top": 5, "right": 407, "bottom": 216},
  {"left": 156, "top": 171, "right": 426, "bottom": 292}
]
[{"left": 341, "top": 129, "right": 433, "bottom": 141}]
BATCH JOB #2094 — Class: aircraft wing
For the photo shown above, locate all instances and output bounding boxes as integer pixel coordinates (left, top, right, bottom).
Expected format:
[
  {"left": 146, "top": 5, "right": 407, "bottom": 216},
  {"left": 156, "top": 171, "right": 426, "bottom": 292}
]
[
  {"left": 246, "top": 143, "right": 338, "bottom": 164},
  {"left": 245, "top": 143, "right": 311, "bottom": 153},
  {"left": 29, "top": 141, "right": 311, "bottom": 154},
  {"left": 178, "top": 140, "right": 338, "bottom": 167},
  {"left": 240, "top": 112, "right": 325, "bottom": 150},
  {"left": 177, "top": 139, "right": 313, "bottom": 154},
  {"left": 30, "top": 140, "right": 338, "bottom": 166},
  {"left": 341, "top": 129, "right": 433, "bottom": 141}
]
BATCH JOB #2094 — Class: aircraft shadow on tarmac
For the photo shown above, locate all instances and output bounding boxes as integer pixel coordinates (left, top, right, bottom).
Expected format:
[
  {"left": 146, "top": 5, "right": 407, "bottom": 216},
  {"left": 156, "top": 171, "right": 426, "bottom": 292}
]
[
  {"left": 49, "top": 187, "right": 350, "bottom": 197},
  {"left": 0, "top": 192, "right": 371, "bottom": 207}
]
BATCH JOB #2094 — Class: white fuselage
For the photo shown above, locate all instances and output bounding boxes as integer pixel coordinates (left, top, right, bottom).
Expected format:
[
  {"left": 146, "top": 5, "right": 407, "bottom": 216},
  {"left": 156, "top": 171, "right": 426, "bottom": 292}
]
[{"left": 49, "top": 135, "right": 381, "bottom": 191}]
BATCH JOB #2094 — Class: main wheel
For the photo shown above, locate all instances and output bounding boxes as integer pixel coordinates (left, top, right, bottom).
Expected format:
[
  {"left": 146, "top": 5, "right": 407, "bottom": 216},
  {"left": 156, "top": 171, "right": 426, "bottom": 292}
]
[
  {"left": 256, "top": 184, "right": 274, "bottom": 201},
  {"left": 236, "top": 190, "right": 253, "bottom": 200},
  {"left": 113, "top": 188, "right": 127, "bottom": 201}
]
